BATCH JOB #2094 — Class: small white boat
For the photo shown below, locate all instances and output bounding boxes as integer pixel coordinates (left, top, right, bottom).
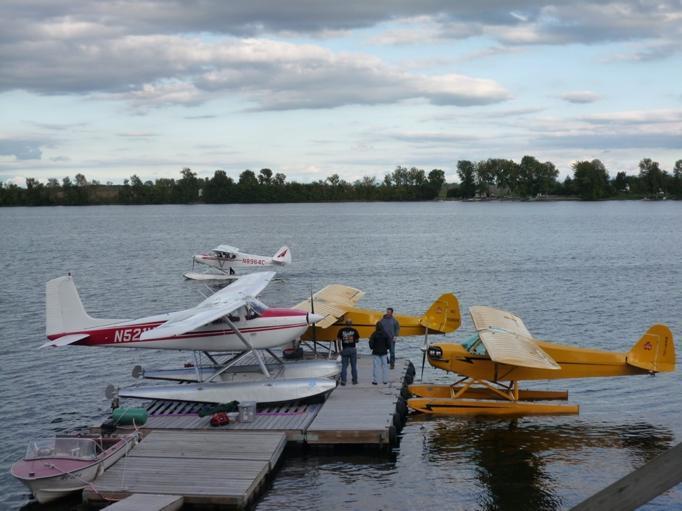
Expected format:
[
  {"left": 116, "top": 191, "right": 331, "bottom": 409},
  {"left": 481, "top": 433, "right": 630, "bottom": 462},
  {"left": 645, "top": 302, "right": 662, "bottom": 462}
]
[{"left": 10, "top": 431, "right": 138, "bottom": 504}]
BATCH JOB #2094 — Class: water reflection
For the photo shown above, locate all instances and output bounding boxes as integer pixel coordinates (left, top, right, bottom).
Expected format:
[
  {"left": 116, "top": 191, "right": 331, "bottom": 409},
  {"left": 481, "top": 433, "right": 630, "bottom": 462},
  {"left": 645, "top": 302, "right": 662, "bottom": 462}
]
[{"left": 419, "top": 417, "right": 674, "bottom": 511}]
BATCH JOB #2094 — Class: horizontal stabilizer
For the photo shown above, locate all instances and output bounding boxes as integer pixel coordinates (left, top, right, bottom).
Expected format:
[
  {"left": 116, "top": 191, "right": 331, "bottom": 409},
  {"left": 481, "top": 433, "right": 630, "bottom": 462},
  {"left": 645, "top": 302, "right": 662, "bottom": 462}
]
[{"left": 40, "top": 333, "right": 89, "bottom": 349}]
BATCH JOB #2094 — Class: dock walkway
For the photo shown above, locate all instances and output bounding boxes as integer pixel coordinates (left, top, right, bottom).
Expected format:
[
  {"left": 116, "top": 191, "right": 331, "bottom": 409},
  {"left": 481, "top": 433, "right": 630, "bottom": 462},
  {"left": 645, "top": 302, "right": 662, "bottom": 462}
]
[{"left": 85, "top": 355, "right": 413, "bottom": 508}]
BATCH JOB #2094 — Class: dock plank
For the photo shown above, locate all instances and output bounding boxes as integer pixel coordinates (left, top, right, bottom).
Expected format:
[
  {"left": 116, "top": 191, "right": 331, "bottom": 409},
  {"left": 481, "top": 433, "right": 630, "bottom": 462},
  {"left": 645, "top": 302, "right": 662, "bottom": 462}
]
[{"left": 102, "top": 494, "right": 183, "bottom": 511}]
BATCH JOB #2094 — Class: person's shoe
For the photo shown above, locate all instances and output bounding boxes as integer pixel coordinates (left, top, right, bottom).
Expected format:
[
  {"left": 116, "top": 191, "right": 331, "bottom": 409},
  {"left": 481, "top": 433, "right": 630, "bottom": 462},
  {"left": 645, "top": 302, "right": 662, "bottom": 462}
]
[
  {"left": 383, "top": 382, "right": 388, "bottom": 385},
  {"left": 371, "top": 381, "right": 377, "bottom": 385},
  {"left": 340, "top": 381, "right": 346, "bottom": 386},
  {"left": 352, "top": 381, "right": 358, "bottom": 385},
  {"left": 390, "top": 363, "right": 395, "bottom": 369}
]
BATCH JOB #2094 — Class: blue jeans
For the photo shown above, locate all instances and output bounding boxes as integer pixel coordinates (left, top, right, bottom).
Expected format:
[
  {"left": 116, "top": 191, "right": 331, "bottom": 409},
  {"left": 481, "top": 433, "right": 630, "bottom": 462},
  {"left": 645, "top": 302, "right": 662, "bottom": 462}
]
[
  {"left": 389, "top": 338, "right": 395, "bottom": 366},
  {"left": 341, "top": 347, "right": 358, "bottom": 384},
  {"left": 372, "top": 354, "right": 389, "bottom": 384}
]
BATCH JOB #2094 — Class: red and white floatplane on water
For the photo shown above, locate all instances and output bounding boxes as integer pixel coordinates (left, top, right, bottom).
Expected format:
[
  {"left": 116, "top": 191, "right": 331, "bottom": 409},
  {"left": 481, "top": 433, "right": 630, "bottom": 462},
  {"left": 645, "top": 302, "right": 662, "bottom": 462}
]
[
  {"left": 42, "top": 271, "right": 338, "bottom": 404},
  {"left": 184, "top": 243, "right": 291, "bottom": 281}
]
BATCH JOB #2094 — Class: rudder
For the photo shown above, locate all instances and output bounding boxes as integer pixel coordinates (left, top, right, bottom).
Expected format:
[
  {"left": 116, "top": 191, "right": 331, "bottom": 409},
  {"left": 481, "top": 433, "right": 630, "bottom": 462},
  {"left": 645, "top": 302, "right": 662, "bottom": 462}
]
[
  {"left": 46, "top": 275, "right": 117, "bottom": 337},
  {"left": 626, "top": 324, "right": 675, "bottom": 373},
  {"left": 420, "top": 293, "right": 461, "bottom": 334},
  {"left": 272, "top": 246, "right": 291, "bottom": 265}
]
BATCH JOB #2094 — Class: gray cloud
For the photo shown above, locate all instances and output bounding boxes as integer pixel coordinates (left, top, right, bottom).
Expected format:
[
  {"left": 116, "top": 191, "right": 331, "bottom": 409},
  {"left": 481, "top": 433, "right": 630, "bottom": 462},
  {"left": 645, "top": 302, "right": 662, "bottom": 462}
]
[
  {"left": 560, "top": 91, "right": 601, "bottom": 104},
  {"left": 534, "top": 133, "right": 682, "bottom": 150},
  {"left": 1, "top": 1, "right": 678, "bottom": 107},
  {"left": 0, "top": 28, "right": 510, "bottom": 109},
  {"left": 0, "top": 139, "right": 44, "bottom": 160}
]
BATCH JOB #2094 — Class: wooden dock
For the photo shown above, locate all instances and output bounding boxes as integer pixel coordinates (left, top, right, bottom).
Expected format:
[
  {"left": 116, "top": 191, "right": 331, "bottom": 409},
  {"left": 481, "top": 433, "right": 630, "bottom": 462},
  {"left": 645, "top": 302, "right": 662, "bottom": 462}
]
[
  {"left": 305, "top": 356, "right": 410, "bottom": 445},
  {"left": 85, "top": 355, "right": 412, "bottom": 508},
  {"left": 138, "top": 354, "right": 411, "bottom": 447},
  {"left": 84, "top": 430, "right": 286, "bottom": 507}
]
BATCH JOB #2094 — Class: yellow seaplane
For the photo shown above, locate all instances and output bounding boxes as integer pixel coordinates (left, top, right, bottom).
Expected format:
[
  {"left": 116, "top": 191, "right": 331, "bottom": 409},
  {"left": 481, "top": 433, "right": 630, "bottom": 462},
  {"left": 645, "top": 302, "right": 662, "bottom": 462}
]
[
  {"left": 409, "top": 306, "right": 675, "bottom": 416},
  {"left": 294, "top": 285, "right": 461, "bottom": 342}
]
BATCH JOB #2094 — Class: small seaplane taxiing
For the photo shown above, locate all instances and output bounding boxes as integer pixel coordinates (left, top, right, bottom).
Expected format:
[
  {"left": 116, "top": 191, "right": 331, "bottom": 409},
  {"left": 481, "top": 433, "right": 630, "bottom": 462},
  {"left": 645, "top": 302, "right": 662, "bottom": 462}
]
[
  {"left": 409, "top": 306, "right": 676, "bottom": 416},
  {"left": 184, "top": 244, "right": 291, "bottom": 281},
  {"left": 43, "top": 271, "right": 338, "bottom": 404}
]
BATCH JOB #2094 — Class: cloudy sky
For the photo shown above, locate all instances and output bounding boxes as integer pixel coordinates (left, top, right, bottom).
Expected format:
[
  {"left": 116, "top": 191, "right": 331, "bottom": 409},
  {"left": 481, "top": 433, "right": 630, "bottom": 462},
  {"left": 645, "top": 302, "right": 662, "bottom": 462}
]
[{"left": 1, "top": 1, "right": 681, "bottom": 185}]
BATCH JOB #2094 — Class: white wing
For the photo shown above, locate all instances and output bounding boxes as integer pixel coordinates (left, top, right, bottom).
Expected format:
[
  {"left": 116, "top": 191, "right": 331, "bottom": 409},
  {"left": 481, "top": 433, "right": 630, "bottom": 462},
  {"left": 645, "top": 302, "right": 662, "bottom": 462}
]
[
  {"left": 469, "top": 306, "right": 560, "bottom": 370},
  {"left": 213, "top": 244, "right": 240, "bottom": 254},
  {"left": 140, "top": 272, "right": 275, "bottom": 341},
  {"left": 293, "top": 284, "right": 365, "bottom": 329}
]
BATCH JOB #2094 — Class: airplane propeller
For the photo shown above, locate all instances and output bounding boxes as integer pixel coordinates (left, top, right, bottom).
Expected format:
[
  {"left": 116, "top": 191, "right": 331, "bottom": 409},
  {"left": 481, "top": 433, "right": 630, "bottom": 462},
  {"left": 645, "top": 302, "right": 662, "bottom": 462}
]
[
  {"left": 420, "top": 331, "right": 429, "bottom": 381},
  {"left": 310, "top": 287, "right": 318, "bottom": 355}
]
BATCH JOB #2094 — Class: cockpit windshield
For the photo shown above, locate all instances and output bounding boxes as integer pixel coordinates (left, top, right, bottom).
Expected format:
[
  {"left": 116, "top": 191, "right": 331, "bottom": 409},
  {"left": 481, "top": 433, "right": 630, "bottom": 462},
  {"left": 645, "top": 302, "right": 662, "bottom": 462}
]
[
  {"left": 246, "top": 298, "right": 267, "bottom": 316},
  {"left": 462, "top": 334, "right": 488, "bottom": 356}
]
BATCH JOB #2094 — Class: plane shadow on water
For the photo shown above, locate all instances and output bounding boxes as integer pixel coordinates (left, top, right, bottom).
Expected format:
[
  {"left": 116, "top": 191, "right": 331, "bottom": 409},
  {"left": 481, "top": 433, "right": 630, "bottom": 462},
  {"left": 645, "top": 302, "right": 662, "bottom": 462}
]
[{"left": 414, "top": 416, "right": 675, "bottom": 511}]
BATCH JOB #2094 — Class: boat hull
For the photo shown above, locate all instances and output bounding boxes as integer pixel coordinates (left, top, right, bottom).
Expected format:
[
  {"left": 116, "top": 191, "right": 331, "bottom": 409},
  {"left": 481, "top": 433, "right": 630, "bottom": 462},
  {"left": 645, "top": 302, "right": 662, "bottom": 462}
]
[
  {"left": 11, "top": 433, "right": 138, "bottom": 504},
  {"left": 118, "top": 377, "right": 337, "bottom": 404}
]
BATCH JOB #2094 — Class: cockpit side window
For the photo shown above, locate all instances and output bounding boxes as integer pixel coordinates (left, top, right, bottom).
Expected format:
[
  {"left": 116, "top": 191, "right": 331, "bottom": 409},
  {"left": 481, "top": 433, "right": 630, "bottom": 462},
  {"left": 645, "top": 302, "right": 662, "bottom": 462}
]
[{"left": 462, "top": 334, "right": 488, "bottom": 356}]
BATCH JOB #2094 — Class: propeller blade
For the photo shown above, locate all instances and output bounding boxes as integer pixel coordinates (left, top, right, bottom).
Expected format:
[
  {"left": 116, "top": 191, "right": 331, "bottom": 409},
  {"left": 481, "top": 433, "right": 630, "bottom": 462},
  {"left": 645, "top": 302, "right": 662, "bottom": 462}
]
[
  {"left": 311, "top": 288, "right": 317, "bottom": 341},
  {"left": 420, "top": 331, "right": 429, "bottom": 381}
]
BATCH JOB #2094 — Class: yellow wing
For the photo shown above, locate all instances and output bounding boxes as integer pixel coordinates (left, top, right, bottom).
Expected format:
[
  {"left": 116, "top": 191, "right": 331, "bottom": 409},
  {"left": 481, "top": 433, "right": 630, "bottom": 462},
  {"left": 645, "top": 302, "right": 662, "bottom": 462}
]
[
  {"left": 294, "top": 285, "right": 365, "bottom": 329},
  {"left": 470, "top": 306, "right": 560, "bottom": 370}
]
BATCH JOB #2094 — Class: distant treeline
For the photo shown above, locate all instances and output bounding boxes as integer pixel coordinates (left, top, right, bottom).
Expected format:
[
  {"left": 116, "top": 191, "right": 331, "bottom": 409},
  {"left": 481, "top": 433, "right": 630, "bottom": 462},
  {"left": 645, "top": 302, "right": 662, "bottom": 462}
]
[
  {"left": 1, "top": 156, "right": 681, "bottom": 206},
  {"left": 451, "top": 156, "right": 682, "bottom": 200}
]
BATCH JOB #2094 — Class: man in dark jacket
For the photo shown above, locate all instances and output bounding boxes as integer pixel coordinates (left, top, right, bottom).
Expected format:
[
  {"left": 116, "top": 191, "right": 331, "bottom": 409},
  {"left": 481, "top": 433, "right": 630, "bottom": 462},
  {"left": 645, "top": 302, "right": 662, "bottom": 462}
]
[
  {"left": 380, "top": 307, "right": 400, "bottom": 369},
  {"left": 369, "top": 321, "right": 390, "bottom": 385},
  {"left": 336, "top": 319, "right": 359, "bottom": 385}
]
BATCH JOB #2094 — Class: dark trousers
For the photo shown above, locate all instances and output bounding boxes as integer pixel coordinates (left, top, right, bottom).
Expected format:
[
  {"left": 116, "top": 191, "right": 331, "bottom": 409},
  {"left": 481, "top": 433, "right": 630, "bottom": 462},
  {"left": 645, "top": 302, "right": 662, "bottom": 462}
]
[
  {"left": 341, "top": 347, "right": 358, "bottom": 384},
  {"left": 389, "top": 338, "right": 396, "bottom": 366}
]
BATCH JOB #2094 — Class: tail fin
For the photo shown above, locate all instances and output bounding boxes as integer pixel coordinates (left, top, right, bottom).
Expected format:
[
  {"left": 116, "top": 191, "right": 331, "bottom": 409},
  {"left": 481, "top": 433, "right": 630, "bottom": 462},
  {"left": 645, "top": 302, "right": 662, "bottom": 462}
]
[
  {"left": 626, "top": 324, "right": 675, "bottom": 373},
  {"left": 419, "top": 293, "right": 461, "bottom": 334},
  {"left": 46, "top": 275, "right": 118, "bottom": 337},
  {"left": 272, "top": 246, "right": 291, "bottom": 265}
]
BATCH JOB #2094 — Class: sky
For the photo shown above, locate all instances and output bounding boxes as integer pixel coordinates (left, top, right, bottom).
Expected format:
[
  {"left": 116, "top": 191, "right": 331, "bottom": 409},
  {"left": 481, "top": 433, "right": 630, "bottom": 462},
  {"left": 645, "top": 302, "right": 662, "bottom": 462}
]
[{"left": 1, "top": 1, "right": 681, "bottom": 185}]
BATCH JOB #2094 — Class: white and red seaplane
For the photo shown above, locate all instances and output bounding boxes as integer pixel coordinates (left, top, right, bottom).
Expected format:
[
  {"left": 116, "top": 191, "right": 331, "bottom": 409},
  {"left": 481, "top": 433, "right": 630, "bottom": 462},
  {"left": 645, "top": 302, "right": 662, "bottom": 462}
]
[
  {"left": 184, "top": 244, "right": 291, "bottom": 281},
  {"left": 42, "top": 271, "right": 338, "bottom": 404}
]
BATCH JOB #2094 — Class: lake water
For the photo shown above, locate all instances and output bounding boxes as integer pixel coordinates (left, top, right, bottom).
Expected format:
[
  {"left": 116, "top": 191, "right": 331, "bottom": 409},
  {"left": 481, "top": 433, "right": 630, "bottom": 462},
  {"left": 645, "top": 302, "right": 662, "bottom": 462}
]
[{"left": 1, "top": 201, "right": 680, "bottom": 510}]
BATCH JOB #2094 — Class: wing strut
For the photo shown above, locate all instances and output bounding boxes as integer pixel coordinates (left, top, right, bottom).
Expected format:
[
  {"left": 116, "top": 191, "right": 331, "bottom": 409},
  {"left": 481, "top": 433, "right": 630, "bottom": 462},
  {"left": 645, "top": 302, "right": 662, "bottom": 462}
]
[{"left": 217, "top": 317, "right": 271, "bottom": 379}]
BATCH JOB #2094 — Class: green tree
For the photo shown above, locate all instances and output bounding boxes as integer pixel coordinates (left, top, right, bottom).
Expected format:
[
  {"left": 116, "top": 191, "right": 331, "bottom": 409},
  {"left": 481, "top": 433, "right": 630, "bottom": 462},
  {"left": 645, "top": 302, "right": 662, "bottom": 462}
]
[
  {"left": 613, "top": 171, "right": 629, "bottom": 193},
  {"left": 175, "top": 168, "right": 199, "bottom": 203},
  {"left": 671, "top": 160, "right": 682, "bottom": 197},
  {"left": 517, "top": 156, "right": 559, "bottom": 197},
  {"left": 427, "top": 169, "right": 446, "bottom": 198},
  {"left": 258, "top": 168, "right": 273, "bottom": 185},
  {"left": 457, "top": 160, "right": 476, "bottom": 198},
  {"left": 638, "top": 158, "right": 664, "bottom": 196},
  {"left": 572, "top": 159, "right": 611, "bottom": 200},
  {"left": 204, "top": 170, "right": 234, "bottom": 203}
]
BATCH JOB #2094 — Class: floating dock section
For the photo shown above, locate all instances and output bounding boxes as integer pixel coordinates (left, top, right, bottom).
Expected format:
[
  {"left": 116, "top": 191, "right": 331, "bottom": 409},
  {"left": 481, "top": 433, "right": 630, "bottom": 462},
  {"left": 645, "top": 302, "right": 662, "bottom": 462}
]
[
  {"left": 84, "top": 355, "right": 413, "bottom": 508},
  {"left": 84, "top": 430, "right": 286, "bottom": 507}
]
